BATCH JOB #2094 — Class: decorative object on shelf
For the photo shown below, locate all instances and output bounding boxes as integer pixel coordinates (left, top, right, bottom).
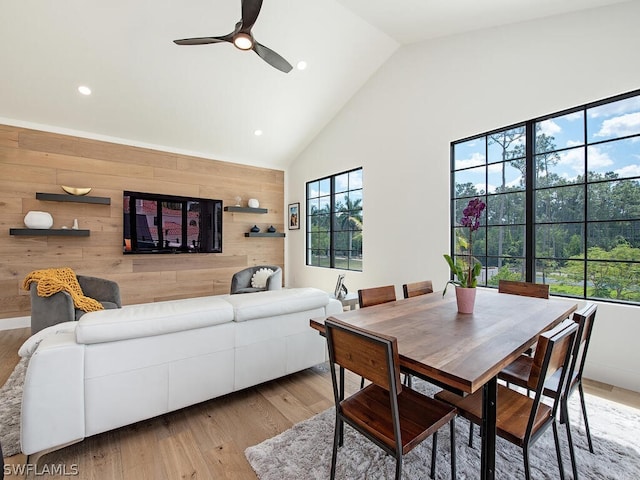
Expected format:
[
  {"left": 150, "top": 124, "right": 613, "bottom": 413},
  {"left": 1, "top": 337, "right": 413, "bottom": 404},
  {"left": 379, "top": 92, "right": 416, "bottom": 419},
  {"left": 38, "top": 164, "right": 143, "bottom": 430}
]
[
  {"left": 267, "top": 225, "right": 276, "bottom": 233},
  {"left": 234, "top": 196, "right": 242, "bottom": 207},
  {"left": 288, "top": 202, "right": 300, "bottom": 230},
  {"left": 61, "top": 185, "right": 92, "bottom": 196},
  {"left": 72, "top": 218, "right": 79, "bottom": 230},
  {"left": 23, "top": 211, "right": 53, "bottom": 229},
  {"left": 443, "top": 197, "right": 486, "bottom": 313},
  {"left": 248, "top": 198, "right": 260, "bottom": 208},
  {"left": 250, "top": 225, "right": 260, "bottom": 233}
]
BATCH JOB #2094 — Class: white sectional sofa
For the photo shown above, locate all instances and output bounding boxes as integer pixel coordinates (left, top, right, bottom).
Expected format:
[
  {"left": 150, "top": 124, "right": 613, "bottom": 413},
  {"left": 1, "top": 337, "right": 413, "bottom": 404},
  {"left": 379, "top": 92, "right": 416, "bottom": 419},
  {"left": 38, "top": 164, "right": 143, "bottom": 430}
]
[{"left": 19, "top": 288, "right": 342, "bottom": 457}]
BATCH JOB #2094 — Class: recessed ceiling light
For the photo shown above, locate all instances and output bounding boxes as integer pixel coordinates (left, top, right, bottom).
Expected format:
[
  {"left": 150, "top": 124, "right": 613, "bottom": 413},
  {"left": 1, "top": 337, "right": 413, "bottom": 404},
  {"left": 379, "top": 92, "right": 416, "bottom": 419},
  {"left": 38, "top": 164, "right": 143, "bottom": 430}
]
[
  {"left": 296, "top": 61, "right": 307, "bottom": 70},
  {"left": 254, "top": 129, "right": 263, "bottom": 136},
  {"left": 78, "top": 85, "right": 92, "bottom": 95}
]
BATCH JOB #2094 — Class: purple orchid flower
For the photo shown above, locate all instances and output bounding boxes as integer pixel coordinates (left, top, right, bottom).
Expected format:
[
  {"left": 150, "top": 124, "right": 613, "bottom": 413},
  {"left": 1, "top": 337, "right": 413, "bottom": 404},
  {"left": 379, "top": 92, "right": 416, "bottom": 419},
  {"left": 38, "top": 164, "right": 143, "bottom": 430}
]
[{"left": 444, "top": 197, "right": 486, "bottom": 293}]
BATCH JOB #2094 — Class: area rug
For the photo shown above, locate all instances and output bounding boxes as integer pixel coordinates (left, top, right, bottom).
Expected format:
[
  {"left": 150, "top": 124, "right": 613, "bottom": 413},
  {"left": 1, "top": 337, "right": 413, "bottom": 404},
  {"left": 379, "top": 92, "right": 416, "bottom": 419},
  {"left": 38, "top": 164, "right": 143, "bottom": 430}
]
[
  {"left": 245, "top": 379, "right": 640, "bottom": 479},
  {"left": 0, "top": 357, "right": 28, "bottom": 457}
]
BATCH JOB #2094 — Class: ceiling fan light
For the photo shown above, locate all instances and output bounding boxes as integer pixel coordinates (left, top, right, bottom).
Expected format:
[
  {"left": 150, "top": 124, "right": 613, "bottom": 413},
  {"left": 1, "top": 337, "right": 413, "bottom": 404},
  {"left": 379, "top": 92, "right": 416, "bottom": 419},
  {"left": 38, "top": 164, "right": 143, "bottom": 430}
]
[{"left": 233, "top": 33, "right": 253, "bottom": 50}]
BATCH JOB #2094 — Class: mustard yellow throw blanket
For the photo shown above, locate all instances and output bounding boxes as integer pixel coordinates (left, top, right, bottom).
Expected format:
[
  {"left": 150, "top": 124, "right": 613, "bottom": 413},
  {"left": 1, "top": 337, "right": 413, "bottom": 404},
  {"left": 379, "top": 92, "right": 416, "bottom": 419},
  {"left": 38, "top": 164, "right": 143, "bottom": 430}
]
[{"left": 23, "top": 267, "right": 104, "bottom": 313}]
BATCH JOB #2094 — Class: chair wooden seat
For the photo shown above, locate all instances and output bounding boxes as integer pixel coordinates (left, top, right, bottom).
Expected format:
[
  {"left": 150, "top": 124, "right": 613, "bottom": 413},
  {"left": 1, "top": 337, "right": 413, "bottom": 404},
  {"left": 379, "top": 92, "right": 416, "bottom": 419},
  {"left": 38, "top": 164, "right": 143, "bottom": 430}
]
[
  {"left": 444, "top": 384, "right": 553, "bottom": 448},
  {"left": 501, "top": 359, "right": 577, "bottom": 401},
  {"left": 343, "top": 383, "right": 456, "bottom": 454},
  {"left": 325, "top": 317, "right": 457, "bottom": 480},
  {"left": 500, "top": 356, "right": 535, "bottom": 385}
]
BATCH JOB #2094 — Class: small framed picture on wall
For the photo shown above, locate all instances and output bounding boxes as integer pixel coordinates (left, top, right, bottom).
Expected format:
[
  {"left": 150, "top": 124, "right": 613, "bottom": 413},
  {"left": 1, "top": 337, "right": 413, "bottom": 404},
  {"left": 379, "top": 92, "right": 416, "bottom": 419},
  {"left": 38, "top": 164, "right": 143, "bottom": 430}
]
[{"left": 288, "top": 202, "right": 300, "bottom": 230}]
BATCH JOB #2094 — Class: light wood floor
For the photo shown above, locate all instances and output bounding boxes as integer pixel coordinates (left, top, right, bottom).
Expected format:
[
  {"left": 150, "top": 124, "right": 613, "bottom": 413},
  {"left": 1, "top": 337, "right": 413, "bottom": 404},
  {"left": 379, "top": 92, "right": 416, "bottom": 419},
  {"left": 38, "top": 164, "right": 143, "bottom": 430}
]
[{"left": 2, "top": 327, "right": 639, "bottom": 479}]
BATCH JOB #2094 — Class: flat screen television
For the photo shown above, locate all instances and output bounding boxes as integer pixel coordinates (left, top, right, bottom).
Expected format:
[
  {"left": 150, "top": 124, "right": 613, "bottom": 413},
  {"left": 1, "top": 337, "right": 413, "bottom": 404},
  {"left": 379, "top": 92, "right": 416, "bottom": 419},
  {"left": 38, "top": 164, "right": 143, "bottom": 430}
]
[{"left": 123, "top": 190, "right": 222, "bottom": 254}]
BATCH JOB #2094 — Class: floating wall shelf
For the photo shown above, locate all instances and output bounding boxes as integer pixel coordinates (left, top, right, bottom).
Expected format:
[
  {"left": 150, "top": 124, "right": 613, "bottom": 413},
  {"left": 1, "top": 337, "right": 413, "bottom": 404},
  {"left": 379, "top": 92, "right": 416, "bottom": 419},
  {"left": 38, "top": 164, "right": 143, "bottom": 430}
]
[
  {"left": 224, "top": 206, "right": 268, "bottom": 214},
  {"left": 244, "top": 232, "right": 285, "bottom": 238},
  {"left": 10, "top": 228, "right": 90, "bottom": 237},
  {"left": 36, "top": 192, "right": 111, "bottom": 205}
]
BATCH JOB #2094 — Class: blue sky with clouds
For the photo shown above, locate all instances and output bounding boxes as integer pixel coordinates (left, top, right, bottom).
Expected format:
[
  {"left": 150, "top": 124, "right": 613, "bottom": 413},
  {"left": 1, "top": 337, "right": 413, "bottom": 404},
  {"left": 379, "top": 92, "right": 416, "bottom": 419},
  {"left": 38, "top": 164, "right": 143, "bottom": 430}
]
[{"left": 454, "top": 94, "right": 640, "bottom": 194}]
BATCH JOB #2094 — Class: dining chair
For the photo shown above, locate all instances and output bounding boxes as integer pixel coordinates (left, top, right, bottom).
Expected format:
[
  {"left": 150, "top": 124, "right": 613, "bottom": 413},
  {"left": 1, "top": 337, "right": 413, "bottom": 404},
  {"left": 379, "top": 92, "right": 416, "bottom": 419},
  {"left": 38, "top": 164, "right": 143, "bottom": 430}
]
[
  {"left": 499, "top": 280, "right": 550, "bottom": 358},
  {"left": 499, "top": 303, "right": 597, "bottom": 480},
  {"left": 357, "top": 285, "right": 397, "bottom": 308},
  {"left": 402, "top": 280, "right": 434, "bottom": 299},
  {"left": 460, "top": 280, "right": 550, "bottom": 447},
  {"left": 498, "top": 279, "right": 550, "bottom": 299},
  {"left": 357, "top": 285, "right": 403, "bottom": 388},
  {"left": 435, "top": 318, "right": 579, "bottom": 480},
  {"left": 324, "top": 317, "right": 457, "bottom": 480}
]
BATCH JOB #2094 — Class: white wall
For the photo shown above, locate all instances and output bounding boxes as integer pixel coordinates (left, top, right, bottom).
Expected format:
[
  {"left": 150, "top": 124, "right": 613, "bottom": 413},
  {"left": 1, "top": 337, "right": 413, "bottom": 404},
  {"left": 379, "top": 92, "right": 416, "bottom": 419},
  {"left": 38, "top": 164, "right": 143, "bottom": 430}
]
[{"left": 286, "top": 1, "right": 640, "bottom": 392}]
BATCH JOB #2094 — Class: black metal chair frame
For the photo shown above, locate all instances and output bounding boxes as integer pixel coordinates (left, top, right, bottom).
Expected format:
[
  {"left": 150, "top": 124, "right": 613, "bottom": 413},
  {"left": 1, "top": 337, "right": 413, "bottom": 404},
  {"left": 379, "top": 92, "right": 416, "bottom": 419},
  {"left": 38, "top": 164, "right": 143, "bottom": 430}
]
[{"left": 560, "top": 304, "right": 597, "bottom": 451}]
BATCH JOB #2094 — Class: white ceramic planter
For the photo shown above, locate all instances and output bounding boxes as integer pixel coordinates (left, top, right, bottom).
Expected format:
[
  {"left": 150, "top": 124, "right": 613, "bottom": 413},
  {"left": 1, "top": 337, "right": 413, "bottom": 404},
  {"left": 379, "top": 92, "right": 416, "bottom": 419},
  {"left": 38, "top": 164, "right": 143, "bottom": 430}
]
[
  {"left": 24, "top": 211, "right": 53, "bottom": 229},
  {"left": 248, "top": 198, "right": 260, "bottom": 208}
]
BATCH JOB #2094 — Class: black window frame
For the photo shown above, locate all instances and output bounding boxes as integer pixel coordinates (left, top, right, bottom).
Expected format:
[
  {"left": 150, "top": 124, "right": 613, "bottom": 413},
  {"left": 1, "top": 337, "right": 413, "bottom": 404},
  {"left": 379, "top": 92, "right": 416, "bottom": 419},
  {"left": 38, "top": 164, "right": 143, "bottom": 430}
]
[
  {"left": 450, "top": 89, "right": 640, "bottom": 306},
  {"left": 306, "top": 167, "right": 363, "bottom": 271}
]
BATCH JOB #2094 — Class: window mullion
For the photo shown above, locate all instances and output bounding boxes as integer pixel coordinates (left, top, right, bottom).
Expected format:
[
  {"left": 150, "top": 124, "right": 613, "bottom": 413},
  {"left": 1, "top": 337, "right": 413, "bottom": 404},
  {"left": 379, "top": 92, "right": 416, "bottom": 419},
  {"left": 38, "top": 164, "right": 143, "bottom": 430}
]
[
  {"left": 525, "top": 121, "right": 535, "bottom": 282},
  {"left": 583, "top": 112, "right": 589, "bottom": 299},
  {"left": 330, "top": 176, "right": 336, "bottom": 269}
]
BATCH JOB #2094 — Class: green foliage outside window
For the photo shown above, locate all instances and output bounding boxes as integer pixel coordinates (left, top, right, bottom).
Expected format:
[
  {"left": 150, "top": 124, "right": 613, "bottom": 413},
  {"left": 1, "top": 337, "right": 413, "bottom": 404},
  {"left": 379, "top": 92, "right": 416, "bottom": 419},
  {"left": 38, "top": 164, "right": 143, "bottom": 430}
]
[
  {"left": 307, "top": 168, "right": 363, "bottom": 271},
  {"left": 451, "top": 90, "right": 640, "bottom": 305}
]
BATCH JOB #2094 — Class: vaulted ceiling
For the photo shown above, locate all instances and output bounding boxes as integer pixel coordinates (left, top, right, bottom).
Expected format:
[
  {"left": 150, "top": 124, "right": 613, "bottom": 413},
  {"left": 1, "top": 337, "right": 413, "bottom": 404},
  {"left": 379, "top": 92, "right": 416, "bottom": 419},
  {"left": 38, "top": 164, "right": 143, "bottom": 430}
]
[{"left": 0, "top": 0, "right": 630, "bottom": 169}]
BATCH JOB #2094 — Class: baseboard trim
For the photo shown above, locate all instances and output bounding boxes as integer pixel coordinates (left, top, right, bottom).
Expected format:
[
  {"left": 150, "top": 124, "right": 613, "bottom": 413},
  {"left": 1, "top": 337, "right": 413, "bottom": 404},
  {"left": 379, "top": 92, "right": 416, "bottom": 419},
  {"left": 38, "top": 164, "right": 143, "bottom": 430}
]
[{"left": 0, "top": 316, "right": 30, "bottom": 331}]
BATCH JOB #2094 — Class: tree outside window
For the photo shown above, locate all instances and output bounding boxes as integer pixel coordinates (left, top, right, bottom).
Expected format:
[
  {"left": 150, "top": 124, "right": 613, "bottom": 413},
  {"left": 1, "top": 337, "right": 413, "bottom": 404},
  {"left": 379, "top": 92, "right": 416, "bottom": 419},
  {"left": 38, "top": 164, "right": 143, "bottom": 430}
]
[
  {"left": 451, "top": 90, "right": 640, "bottom": 305},
  {"left": 306, "top": 168, "right": 363, "bottom": 271}
]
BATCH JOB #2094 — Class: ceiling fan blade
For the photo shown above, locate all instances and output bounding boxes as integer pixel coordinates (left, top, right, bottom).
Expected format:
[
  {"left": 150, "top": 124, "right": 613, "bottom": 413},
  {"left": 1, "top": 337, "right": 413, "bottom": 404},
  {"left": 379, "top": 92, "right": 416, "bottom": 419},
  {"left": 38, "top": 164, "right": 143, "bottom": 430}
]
[
  {"left": 253, "top": 41, "right": 292, "bottom": 73},
  {"left": 240, "top": 0, "right": 263, "bottom": 33},
  {"left": 174, "top": 34, "right": 232, "bottom": 46}
]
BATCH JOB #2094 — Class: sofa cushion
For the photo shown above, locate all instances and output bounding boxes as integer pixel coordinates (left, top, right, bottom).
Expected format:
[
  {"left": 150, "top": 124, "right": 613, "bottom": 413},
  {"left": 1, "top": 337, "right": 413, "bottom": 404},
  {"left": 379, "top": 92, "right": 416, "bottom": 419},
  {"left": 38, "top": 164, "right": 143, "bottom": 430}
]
[
  {"left": 19, "top": 321, "right": 78, "bottom": 358},
  {"left": 234, "top": 287, "right": 264, "bottom": 294},
  {"left": 223, "top": 287, "right": 330, "bottom": 322},
  {"left": 76, "top": 296, "right": 234, "bottom": 344}
]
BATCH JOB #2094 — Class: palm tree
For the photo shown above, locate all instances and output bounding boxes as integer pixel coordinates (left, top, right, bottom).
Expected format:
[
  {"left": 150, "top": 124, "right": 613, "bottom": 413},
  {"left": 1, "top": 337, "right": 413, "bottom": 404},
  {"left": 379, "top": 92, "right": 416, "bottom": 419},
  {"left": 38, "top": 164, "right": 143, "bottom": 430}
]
[{"left": 335, "top": 198, "right": 363, "bottom": 259}]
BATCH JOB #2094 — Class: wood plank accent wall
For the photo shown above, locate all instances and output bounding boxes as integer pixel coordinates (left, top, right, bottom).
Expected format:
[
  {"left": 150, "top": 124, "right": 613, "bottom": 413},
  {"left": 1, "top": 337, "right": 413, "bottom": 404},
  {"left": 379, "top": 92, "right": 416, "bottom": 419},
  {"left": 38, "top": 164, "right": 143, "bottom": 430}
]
[{"left": 0, "top": 124, "right": 285, "bottom": 324}]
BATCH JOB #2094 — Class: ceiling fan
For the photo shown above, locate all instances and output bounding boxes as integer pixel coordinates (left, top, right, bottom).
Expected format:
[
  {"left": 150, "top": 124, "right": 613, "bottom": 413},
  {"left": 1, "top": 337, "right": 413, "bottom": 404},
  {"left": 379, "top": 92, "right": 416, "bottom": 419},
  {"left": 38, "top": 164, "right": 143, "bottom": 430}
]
[{"left": 173, "top": 0, "right": 293, "bottom": 73}]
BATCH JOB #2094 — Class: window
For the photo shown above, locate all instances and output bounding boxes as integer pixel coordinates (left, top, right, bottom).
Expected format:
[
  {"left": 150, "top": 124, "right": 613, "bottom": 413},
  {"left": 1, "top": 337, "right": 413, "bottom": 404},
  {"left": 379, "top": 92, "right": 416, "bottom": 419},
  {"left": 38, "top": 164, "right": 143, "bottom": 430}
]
[
  {"left": 451, "top": 90, "right": 640, "bottom": 305},
  {"left": 306, "top": 168, "right": 363, "bottom": 271}
]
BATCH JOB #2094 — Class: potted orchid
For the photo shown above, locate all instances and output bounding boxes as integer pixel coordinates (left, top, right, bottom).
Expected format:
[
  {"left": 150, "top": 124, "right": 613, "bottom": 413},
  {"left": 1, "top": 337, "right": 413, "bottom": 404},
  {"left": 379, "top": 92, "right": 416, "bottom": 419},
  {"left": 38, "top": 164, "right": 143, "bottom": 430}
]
[{"left": 443, "top": 197, "right": 486, "bottom": 313}]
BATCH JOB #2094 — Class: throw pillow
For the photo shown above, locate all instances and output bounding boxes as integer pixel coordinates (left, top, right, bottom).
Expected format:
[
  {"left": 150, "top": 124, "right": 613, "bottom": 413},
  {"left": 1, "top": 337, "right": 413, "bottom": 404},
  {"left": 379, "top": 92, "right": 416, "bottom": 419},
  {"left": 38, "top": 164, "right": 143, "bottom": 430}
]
[{"left": 251, "top": 268, "right": 274, "bottom": 289}]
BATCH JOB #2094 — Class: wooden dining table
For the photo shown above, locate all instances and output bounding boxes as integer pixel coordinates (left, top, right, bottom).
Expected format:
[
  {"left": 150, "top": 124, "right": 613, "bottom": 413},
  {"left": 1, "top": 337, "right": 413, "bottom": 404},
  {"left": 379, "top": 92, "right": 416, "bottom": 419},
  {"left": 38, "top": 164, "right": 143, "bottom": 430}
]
[{"left": 310, "top": 288, "right": 578, "bottom": 480}]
